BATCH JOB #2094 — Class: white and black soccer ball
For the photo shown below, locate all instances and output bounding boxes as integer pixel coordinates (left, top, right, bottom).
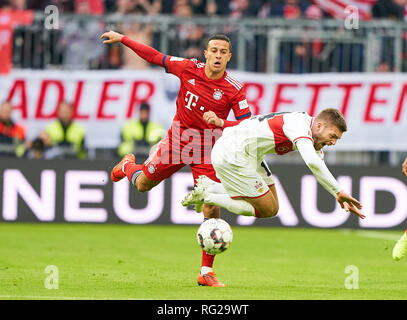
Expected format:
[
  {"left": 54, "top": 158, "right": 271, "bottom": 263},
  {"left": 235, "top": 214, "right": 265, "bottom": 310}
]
[{"left": 197, "top": 218, "right": 233, "bottom": 254}]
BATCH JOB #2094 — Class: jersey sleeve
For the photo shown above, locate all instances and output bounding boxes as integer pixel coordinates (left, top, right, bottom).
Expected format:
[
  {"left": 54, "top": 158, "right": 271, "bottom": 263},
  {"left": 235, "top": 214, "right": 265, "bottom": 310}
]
[
  {"left": 230, "top": 89, "right": 252, "bottom": 121},
  {"left": 282, "top": 113, "right": 314, "bottom": 145},
  {"left": 121, "top": 36, "right": 165, "bottom": 66},
  {"left": 121, "top": 36, "right": 191, "bottom": 77},
  {"left": 296, "top": 138, "right": 342, "bottom": 197},
  {"left": 163, "top": 56, "right": 194, "bottom": 78},
  {"left": 222, "top": 88, "right": 252, "bottom": 128}
]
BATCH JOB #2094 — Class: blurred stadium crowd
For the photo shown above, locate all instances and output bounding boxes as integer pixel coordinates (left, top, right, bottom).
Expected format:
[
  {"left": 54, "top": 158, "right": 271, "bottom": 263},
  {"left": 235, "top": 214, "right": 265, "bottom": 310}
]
[
  {"left": 1, "top": 0, "right": 407, "bottom": 21},
  {"left": 1, "top": 0, "right": 406, "bottom": 72}
]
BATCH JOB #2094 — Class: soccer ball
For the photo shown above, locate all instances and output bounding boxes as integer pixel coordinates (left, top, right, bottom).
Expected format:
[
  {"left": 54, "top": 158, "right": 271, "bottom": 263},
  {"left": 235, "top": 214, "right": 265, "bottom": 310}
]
[{"left": 197, "top": 218, "right": 233, "bottom": 254}]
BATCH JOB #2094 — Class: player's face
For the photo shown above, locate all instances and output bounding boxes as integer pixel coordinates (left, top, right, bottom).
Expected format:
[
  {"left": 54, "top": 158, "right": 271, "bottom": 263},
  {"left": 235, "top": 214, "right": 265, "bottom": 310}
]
[
  {"left": 204, "top": 40, "right": 232, "bottom": 74},
  {"left": 312, "top": 121, "right": 343, "bottom": 150},
  {"left": 0, "top": 102, "right": 13, "bottom": 121},
  {"left": 58, "top": 103, "right": 73, "bottom": 124}
]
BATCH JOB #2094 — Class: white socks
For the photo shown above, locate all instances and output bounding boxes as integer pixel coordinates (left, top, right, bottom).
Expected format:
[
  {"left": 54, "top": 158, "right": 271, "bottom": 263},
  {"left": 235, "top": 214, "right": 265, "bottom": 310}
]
[
  {"left": 205, "top": 193, "right": 256, "bottom": 217},
  {"left": 201, "top": 266, "right": 213, "bottom": 274}
]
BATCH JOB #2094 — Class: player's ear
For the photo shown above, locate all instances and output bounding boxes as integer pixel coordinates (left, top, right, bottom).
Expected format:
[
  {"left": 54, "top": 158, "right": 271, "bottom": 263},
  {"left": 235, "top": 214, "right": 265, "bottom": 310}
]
[
  {"left": 204, "top": 49, "right": 208, "bottom": 59},
  {"left": 227, "top": 52, "right": 232, "bottom": 62}
]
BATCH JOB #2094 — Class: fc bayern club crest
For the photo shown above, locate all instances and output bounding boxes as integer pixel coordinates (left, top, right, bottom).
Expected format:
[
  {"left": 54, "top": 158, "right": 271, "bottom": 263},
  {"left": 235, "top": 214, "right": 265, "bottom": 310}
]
[
  {"left": 213, "top": 89, "right": 223, "bottom": 100},
  {"left": 148, "top": 164, "right": 156, "bottom": 174}
]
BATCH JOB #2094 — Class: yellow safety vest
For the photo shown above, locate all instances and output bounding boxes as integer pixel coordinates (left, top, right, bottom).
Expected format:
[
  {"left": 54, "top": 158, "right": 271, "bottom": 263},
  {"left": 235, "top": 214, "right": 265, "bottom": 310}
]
[
  {"left": 45, "top": 120, "right": 86, "bottom": 159},
  {"left": 118, "top": 120, "right": 165, "bottom": 157}
]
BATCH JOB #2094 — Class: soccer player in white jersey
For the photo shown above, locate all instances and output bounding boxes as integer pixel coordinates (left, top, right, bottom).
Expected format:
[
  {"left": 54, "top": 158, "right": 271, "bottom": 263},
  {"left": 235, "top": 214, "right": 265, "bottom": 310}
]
[
  {"left": 183, "top": 108, "right": 365, "bottom": 220},
  {"left": 392, "top": 156, "right": 407, "bottom": 260}
]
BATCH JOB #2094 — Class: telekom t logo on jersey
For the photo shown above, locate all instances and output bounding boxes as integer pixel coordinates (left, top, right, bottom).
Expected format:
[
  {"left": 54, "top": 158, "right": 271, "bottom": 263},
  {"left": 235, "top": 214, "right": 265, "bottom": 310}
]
[{"left": 185, "top": 91, "right": 199, "bottom": 110}]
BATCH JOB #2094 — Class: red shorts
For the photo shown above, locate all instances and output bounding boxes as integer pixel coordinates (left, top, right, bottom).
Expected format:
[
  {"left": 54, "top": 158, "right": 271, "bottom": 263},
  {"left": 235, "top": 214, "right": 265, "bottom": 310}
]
[{"left": 141, "top": 133, "right": 220, "bottom": 185}]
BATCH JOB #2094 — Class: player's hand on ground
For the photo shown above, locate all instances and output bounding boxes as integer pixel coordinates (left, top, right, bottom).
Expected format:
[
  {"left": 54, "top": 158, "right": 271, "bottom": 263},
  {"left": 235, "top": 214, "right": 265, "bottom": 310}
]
[
  {"left": 203, "top": 111, "right": 223, "bottom": 127},
  {"left": 101, "top": 31, "right": 124, "bottom": 44},
  {"left": 336, "top": 190, "right": 365, "bottom": 219},
  {"left": 402, "top": 157, "right": 407, "bottom": 176}
]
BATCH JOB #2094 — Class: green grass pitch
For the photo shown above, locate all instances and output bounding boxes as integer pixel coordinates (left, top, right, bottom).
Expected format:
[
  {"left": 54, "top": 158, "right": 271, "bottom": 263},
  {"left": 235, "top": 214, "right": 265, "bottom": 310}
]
[{"left": 0, "top": 223, "right": 406, "bottom": 300}]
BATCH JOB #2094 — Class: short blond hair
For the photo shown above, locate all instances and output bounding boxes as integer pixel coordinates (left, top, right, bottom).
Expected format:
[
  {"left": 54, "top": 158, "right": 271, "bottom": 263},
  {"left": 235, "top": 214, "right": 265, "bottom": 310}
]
[{"left": 316, "top": 108, "right": 347, "bottom": 132}]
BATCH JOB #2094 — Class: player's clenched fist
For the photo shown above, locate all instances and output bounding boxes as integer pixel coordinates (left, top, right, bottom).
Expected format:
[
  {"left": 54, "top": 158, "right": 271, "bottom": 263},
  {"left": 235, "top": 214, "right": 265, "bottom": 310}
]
[
  {"left": 203, "top": 111, "right": 224, "bottom": 127},
  {"left": 101, "top": 31, "right": 124, "bottom": 44}
]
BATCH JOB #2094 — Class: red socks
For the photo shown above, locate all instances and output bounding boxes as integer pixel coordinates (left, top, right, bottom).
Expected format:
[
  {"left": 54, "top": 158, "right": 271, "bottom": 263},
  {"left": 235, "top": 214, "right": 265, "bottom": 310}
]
[
  {"left": 202, "top": 250, "right": 215, "bottom": 268},
  {"left": 123, "top": 162, "right": 143, "bottom": 183}
]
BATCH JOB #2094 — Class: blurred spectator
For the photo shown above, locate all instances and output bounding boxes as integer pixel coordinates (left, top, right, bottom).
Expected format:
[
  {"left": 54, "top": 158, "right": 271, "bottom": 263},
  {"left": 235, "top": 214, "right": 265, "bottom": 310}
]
[
  {"left": 305, "top": 3, "right": 322, "bottom": 20},
  {"left": 0, "top": 0, "right": 11, "bottom": 9},
  {"left": 118, "top": 102, "right": 165, "bottom": 161},
  {"left": 26, "top": 137, "right": 46, "bottom": 159},
  {"left": 174, "top": 0, "right": 193, "bottom": 17},
  {"left": 0, "top": 2, "right": 33, "bottom": 73},
  {"left": 184, "top": 46, "right": 204, "bottom": 60},
  {"left": 1, "top": 0, "right": 25, "bottom": 9},
  {"left": 376, "top": 61, "right": 392, "bottom": 72},
  {"left": 270, "top": 0, "right": 310, "bottom": 18},
  {"left": 25, "top": 0, "right": 54, "bottom": 10},
  {"left": 213, "top": 0, "right": 230, "bottom": 14},
  {"left": 229, "top": 0, "right": 261, "bottom": 18},
  {"left": 258, "top": 0, "right": 272, "bottom": 18},
  {"left": 278, "top": 2, "right": 322, "bottom": 73},
  {"left": 40, "top": 101, "right": 87, "bottom": 159},
  {"left": 120, "top": 23, "right": 154, "bottom": 69},
  {"left": 161, "top": 0, "right": 230, "bottom": 16},
  {"left": 115, "top": 0, "right": 161, "bottom": 14},
  {"left": 372, "top": 0, "right": 406, "bottom": 20},
  {"left": 28, "top": 0, "right": 76, "bottom": 12},
  {"left": 171, "top": 1, "right": 206, "bottom": 56},
  {"left": 75, "top": 0, "right": 104, "bottom": 15},
  {"left": 0, "top": 100, "right": 26, "bottom": 157},
  {"left": 206, "top": 0, "right": 217, "bottom": 15},
  {"left": 104, "top": 0, "right": 116, "bottom": 13},
  {"left": 118, "top": 0, "right": 161, "bottom": 69},
  {"left": 190, "top": 0, "right": 207, "bottom": 15},
  {"left": 8, "top": 0, "right": 26, "bottom": 9},
  {"left": 59, "top": 0, "right": 106, "bottom": 69},
  {"left": 54, "top": 0, "right": 75, "bottom": 12}
]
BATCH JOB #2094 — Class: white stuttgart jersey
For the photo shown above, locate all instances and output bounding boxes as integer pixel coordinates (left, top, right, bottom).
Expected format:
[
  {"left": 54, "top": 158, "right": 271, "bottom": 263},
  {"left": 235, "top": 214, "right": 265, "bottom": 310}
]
[{"left": 220, "top": 111, "right": 323, "bottom": 165}]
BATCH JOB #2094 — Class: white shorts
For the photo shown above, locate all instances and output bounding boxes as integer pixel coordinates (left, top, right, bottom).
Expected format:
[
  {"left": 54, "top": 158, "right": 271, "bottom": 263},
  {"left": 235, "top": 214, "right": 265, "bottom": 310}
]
[{"left": 211, "top": 142, "right": 275, "bottom": 199}]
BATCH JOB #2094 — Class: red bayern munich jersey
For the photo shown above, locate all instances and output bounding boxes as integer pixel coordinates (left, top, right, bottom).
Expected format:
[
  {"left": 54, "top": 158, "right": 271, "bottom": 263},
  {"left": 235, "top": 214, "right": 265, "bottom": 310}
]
[{"left": 162, "top": 56, "right": 252, "bottom": 132}]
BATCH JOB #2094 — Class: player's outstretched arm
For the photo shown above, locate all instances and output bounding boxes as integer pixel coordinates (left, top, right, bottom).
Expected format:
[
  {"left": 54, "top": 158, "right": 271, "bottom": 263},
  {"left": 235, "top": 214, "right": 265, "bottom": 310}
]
[
  {"left": 296, "top": 138, "right": 365, "bottom": 219},
  {"left": 336, "top": 190, "right": 365, "bottom": 219},
  {"left": 402, "top": 156, "right": 407, "bottom": 176},
  {"left": 101, "top": 30, "right": 166, "bottom": 67}
]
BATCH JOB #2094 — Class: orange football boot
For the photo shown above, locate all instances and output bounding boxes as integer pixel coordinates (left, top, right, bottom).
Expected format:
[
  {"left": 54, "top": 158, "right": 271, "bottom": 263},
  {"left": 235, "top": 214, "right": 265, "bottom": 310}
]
[
  {"left": 197, "top": 272, "right": 225, "bottom": 287},
  {"left": 110, "top": 153, "right": 136, "bottom": 182}
]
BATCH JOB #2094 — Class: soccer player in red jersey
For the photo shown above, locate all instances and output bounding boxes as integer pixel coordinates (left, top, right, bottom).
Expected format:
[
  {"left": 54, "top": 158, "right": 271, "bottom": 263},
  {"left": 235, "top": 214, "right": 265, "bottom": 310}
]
[{"left": 101, "top": 30, "right": 252, "bottom": 287}]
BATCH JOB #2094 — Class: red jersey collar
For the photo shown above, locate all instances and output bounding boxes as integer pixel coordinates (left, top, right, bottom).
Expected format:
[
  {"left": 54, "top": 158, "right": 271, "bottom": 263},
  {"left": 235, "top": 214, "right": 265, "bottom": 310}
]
[{"left": 201, "top": 64, "right": 228, "bottom": 82}]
